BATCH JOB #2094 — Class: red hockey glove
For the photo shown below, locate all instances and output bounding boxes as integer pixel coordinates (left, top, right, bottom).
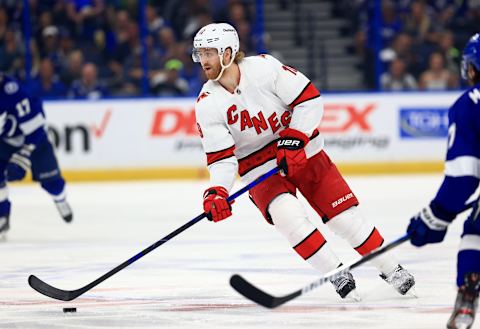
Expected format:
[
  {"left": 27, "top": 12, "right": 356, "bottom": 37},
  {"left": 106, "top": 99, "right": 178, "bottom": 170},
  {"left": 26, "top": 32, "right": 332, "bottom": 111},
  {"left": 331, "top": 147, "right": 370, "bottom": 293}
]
[
  {"left": 276, "top": 128, "right": 309, "bottom": 177},
  {"left": 203, "top": 186, "right": 232, "bottom": 222}
]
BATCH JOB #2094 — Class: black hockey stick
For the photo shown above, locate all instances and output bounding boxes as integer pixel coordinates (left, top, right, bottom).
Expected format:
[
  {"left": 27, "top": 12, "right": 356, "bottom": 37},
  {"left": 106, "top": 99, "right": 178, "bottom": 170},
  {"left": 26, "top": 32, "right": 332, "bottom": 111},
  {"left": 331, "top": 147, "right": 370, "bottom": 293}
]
[
  {"left": 230, "top": 233, "right": 410, "bottom": 308},
  {"left": 231, "top": 199, "right": 478, "bottom": 308},
  {"left": 29, "top": 167, "right": 280, "bottom": 301}
]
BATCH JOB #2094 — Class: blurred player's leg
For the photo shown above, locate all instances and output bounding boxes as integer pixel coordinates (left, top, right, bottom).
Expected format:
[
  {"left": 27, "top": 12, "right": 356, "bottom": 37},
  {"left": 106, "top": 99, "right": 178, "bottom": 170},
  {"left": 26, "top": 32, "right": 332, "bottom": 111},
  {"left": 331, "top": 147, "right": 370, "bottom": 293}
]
[
  {"left": 41, "top": 179, "right": 72, "bottom": 222},
  {"left": 0, "top": 183, "right": 10, "bottom": 240},
  {"left": 447, "top": 273, "right": 479, "bottom": 329},
  {"left": 447, "top": 219, "right": 480, "bottom": 328},
  {"left": 269, "top": 193, "right": 357, "bottom": 299},
  {"left": 0, "top": 148, "right": 13, "bottom": 240},
  {"left": 31, "top": 140, "right": 73, "bottom": 223}
]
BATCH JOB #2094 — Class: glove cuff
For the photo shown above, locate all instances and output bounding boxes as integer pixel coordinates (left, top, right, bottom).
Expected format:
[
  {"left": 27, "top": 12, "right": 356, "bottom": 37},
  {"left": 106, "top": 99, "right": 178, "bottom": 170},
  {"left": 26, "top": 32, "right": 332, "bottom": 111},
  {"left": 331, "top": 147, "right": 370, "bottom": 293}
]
[
  {"left": 420, "top": 204, "right": 450, "bottom": 230},
  {"left": 279, "top": 128, "right": 310, "bottom": 143},
  {"left": 429, "top": 201, "right": 456, "bottom": 222},
  {"left": 278, "top": 128, "right": 309, "bottom": 147},
  {"left": 203, "top": 186, "right": 229, "bottom": 199}
]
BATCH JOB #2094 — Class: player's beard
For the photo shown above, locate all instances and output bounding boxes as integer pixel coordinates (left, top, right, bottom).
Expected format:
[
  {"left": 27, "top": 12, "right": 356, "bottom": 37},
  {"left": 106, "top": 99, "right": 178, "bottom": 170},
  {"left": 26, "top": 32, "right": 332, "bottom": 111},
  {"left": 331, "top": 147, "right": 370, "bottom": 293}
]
[{"left": 203, "top": 63, "right": 222, "bottom": 80}]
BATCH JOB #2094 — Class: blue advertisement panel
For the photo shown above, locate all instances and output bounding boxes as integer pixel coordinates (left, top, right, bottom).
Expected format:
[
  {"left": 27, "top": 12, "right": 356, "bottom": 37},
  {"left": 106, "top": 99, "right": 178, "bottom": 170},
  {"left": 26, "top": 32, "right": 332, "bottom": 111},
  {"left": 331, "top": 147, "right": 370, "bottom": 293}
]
[{"left": 399, "top": 108, "right": 449, "bottom": 139}]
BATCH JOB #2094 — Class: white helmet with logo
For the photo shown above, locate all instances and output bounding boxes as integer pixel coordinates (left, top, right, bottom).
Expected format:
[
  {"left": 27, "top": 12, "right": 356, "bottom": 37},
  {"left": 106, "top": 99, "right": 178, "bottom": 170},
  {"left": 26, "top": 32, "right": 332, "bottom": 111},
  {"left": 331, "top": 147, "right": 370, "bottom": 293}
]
[{"left": 192, "top": 23, "right": 239, "bottom": 81}]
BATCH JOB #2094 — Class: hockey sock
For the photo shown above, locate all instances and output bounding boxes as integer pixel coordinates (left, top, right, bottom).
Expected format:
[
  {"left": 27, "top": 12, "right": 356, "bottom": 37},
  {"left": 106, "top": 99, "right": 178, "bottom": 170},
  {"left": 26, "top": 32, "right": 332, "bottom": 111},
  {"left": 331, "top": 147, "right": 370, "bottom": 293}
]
[
  {"left": 40, "top": 179, "right": 66, "bottom": 201},
  {"left": 269, "top": 193, "right": 341, "bottom": 273},
  {"left": 458, "top": 222, "right": 480, "bottom": 287},
  {"left": 327, "top": 206, "right": 398, "bottom": 275},
  {"left": 0, "top": 183, "right": 10, "bottom": 217}
]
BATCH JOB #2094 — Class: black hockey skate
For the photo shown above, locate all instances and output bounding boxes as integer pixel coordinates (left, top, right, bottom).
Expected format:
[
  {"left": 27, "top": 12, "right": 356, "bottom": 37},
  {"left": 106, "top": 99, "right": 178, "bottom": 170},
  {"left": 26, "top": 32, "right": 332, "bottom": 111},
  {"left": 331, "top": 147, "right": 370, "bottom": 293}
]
[
  {"left": 380, "top": 264, "right": 415, "bottom": 295},
  {"left": 447, "top": 272, "right": 479, "bottom": 329},
  {"left": 330, "top": 271, "right": 357, "bottom": 299},
  {"left": 0, "top": 214, "right": 9, "bottom": 240},
  {"left": 55, "top": 199, "right": 73, "bottom": 223}
]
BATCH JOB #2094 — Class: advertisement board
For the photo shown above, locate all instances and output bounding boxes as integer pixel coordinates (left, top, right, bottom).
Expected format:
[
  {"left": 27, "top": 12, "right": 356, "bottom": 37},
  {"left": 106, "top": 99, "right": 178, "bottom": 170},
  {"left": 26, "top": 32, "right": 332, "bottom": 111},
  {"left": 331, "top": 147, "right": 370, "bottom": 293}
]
[{"left": 43, "top": 91, "right": 462, "bottom": 179}]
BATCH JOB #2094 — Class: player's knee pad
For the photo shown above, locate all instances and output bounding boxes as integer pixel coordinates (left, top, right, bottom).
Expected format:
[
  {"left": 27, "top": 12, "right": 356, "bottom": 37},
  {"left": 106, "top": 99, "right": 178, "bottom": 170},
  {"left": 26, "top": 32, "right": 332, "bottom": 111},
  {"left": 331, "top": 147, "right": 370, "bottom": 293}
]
[
  {"left": 40, "top": 178, "right": 65, "bottom": 197},
  {"left": 268, "top": 193, "right": 315, "bottom": 245},
  {"left": 327, "top": 206, "right": 374, "bottom": 247}
]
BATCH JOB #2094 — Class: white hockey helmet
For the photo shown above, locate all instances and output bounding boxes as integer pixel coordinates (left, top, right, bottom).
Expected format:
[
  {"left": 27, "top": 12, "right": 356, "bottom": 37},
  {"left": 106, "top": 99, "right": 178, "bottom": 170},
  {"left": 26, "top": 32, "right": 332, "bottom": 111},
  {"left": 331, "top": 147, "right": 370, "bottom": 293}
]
[{"left": 192, "top": 23, "right": 239, "bottom": 63}]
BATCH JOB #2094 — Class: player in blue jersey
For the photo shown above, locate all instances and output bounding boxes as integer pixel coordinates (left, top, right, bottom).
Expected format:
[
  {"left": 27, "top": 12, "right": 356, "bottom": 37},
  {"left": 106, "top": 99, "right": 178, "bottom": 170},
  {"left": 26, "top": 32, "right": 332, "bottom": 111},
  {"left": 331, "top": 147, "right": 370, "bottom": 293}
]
[
  {"left": 407, "top": 33, "right": 480, "bottom": 329},
  {"left": 0, "top": 74, "right": 73, "bottom": 239}
]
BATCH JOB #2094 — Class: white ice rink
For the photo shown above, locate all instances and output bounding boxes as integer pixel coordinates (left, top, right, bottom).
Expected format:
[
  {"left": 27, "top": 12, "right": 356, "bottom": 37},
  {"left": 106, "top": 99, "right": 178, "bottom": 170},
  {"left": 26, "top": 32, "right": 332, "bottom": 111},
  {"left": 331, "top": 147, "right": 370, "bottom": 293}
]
[{"left": 1, "top": 174, "right": 478, "bottom": 329}]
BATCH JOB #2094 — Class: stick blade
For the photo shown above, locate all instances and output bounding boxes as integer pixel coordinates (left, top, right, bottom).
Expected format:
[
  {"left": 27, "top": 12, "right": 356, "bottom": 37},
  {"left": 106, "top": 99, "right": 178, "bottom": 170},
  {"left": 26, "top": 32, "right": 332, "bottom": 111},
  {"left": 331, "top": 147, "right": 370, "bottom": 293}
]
[
  {"left": 28, "top": 275, "right": 78, "bottom": 301},
  {"left": 230, "top": 274, "right": 278, "bottom": 308}
]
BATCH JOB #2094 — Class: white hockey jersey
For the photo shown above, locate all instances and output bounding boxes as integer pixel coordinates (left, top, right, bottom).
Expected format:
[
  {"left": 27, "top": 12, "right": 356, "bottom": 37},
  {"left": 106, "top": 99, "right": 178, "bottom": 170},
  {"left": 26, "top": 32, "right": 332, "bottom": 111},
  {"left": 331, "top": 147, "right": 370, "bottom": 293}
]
[{"left": 195, "top": 54, "right": 325, "bottom": 191}]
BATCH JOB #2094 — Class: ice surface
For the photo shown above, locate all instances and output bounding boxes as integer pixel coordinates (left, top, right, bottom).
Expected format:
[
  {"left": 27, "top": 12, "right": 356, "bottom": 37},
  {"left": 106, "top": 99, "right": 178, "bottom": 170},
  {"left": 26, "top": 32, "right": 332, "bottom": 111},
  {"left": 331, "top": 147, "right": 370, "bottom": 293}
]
[{"left": 0, "top": 174, "right": 478, "bottom": 328}]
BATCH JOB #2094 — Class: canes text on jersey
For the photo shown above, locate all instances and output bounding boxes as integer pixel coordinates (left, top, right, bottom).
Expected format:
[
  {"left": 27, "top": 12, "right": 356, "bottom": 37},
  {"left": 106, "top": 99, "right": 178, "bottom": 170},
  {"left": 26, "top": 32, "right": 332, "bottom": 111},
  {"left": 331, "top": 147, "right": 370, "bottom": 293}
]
[{"left": 227, "top": 104, "right": 292, "bottom": 135}]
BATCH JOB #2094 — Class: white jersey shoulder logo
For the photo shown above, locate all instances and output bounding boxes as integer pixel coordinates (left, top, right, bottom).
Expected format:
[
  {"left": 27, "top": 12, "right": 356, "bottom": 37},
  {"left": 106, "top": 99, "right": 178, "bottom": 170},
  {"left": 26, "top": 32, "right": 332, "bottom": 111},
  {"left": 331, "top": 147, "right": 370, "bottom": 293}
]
[{"left": 4, "top": 81, "right": 19, "bottom": 94}]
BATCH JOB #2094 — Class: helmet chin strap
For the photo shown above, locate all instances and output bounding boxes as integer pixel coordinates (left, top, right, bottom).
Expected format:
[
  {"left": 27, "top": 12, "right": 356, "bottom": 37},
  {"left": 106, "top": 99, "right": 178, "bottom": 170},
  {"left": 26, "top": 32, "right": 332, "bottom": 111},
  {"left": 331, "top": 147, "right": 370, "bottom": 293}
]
[{"left": 213, "top": 53, "right": 235, "bottom": 82}]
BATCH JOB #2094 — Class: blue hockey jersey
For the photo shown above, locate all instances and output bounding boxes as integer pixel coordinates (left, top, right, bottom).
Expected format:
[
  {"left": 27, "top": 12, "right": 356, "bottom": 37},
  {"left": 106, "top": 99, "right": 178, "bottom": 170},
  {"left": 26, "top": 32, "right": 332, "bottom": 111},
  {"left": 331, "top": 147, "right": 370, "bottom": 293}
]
[
  {"left": 0, "top": 74, "right": 48, "bottom": 148},
  {"left": 433, "top": 82, "right": 480, "bottom": 219}
]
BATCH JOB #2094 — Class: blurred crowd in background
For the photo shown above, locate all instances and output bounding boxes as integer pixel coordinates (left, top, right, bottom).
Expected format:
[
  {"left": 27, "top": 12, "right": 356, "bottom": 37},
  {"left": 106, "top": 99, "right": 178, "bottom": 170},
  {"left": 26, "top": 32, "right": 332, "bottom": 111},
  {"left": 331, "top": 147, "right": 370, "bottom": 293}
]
[
  {"left": 0, "top": 0, "right": 479, "bottom": 99},
  {"left": 0, "top": 0, "right": 259, "bottom": 99},
  {"left": 342, "top": 0, "right": 480, "bottom": 91}
]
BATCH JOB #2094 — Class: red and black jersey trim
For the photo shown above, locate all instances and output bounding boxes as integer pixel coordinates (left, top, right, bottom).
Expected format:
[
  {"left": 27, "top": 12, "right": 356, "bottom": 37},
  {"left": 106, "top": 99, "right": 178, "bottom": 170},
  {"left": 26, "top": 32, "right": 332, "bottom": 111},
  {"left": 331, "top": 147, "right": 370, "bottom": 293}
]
[
  {"left": 354, "top": 228, "right": 384, "bottom": 256},
  {"left": 289, "top": 82, "right": 321, "bottom": 109},
  {"left": 237, "top": 129, "right": 320, "bottom": 177},
  {"left": 206, "top": 145, "right": 235, "bottom": 166},
  {"left": 238, "top": 140, "right": 277, "bottom": 176},
  {"left": 293, "top": 229, "right": 326, "bottom": 260}
]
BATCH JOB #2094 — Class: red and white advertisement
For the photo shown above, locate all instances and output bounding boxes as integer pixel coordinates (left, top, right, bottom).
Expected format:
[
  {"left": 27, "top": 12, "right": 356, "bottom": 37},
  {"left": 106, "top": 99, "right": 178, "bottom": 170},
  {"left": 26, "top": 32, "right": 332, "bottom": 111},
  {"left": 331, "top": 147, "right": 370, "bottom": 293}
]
[{"left": 44, "top": 91, "right": 461, "bottom": 170}]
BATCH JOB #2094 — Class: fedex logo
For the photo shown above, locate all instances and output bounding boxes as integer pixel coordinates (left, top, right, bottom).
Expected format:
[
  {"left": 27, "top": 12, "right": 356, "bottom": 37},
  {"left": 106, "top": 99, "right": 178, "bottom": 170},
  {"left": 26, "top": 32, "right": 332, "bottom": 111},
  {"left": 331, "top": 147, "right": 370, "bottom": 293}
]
[
  {"left": 150, "top": 108, "right": 198, "bottom": 136},
  {"left": 149, "top": 103, "right": 376, "bottom": 137},
  {"left": 320, "top": 104, "right": 375, "bottom": 133}
]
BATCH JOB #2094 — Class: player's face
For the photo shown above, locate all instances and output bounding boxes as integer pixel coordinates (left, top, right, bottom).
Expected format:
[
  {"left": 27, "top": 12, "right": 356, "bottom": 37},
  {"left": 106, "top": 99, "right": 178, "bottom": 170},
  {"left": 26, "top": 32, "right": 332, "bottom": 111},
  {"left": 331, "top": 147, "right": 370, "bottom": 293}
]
[{"left": 197, "top": 48, "right": 221, "bottom": 80}]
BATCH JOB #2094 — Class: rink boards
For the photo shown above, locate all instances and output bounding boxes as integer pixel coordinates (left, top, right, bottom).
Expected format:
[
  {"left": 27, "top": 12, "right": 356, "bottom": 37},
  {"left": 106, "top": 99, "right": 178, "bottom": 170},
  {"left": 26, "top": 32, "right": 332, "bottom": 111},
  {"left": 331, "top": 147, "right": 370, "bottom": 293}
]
[{"left": 43, "top": 92, "right": 461, "bottom": 180}]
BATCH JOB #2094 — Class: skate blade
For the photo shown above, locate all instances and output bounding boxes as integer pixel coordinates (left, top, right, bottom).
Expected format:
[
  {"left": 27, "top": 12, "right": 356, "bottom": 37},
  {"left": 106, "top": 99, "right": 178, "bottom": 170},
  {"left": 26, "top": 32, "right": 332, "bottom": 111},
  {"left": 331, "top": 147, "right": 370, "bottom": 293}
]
[
  {"left": 344, "top": 289, "right": 362, "bottom": 302},
  {"left": 405, "top": 287, "right": 418, "bottom": 298}
]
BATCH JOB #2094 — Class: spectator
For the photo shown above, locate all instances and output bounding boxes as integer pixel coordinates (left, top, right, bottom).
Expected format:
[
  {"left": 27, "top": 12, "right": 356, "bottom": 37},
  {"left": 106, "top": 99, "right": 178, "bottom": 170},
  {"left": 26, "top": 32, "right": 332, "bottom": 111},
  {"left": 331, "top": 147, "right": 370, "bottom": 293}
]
[
  {"left": 380, "top": 33, "right": 415, "bottom": 69},
  {"left": 380, "top": 58, "right": 418, "bottom": 91},
  {"left": 65, "top": 0, "right": 105, "bottom": 44},
  {"left": 437, "top": 30, "right": 461, "bottom": 75},
  {"left": 104, "top": 59, "right": 137, "bottom": 97},
  {"left": 403, "top": 1, "right": 433, "bottom": 44},
  {"left": 0, "top": 7, "right": 8, "bottom": 43},
  {"left": 145, "top": 4, "right": 165, "bottom": 36},
  {"left": 124, "top": 35, "right": 163, "bottom": 90},
  {"left": 68, "top": 62, "right": 108, "bottom": 99},
  {"left": 380, "top": 1, "right": 403, "bottom": 47},
  {"left": 40, "top": 25, "right": 62, "bottom": 70},
  {"left": 182, "top": 8, "right": 212, "bottom": 40},
  {"left": 0, "top": 30, "right": 22, "bottom": 75},
  {"left": 419, "top": 52, "right": 459, "bottom": 90},
  {"left": 151, "top": 59, "right": 189, "bottom": 97},
  {"left": 60, "top": 50, "right": 84, "bottom": 86},
  {"left": 157, "top": 26, "right": 177, "bottom": 59},
  {"left": 30, "top": 58, "right": 67, "bottom": 98}
]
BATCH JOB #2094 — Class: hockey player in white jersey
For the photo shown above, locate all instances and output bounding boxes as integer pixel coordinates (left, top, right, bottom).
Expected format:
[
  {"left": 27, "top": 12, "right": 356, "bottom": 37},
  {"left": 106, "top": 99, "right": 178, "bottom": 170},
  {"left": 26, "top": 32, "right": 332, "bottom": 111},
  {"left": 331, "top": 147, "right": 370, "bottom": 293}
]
[
  {"left": 407, "top": 33, "right": 480, "bottom": 329},
  {"left": 193, "top": 23, "right": 415, "bottom": 299}
]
